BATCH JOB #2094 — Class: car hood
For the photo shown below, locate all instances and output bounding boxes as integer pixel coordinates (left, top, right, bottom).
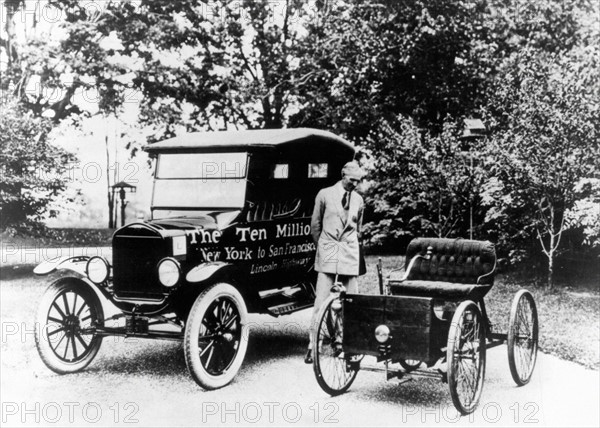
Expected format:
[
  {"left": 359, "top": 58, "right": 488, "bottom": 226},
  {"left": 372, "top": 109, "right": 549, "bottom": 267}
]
[
  {"left": 150, "top": 217, "right": 219, "bottom": 231},
  {"left": 114, "top": 216, "right": 221, "bottom": 240}
]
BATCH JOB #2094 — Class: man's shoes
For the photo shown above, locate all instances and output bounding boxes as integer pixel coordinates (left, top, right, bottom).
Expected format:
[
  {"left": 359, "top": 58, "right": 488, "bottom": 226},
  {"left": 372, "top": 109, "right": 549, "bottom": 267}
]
[{"left": 304, "top": 349, "right": 313, "bottom": 364}]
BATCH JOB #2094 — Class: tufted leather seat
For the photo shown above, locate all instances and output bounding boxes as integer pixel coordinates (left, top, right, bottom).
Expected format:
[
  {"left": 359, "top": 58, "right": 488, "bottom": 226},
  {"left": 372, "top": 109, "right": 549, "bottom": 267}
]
[{"left": 389, "top": 238, "right": 496, "bottom": 300}]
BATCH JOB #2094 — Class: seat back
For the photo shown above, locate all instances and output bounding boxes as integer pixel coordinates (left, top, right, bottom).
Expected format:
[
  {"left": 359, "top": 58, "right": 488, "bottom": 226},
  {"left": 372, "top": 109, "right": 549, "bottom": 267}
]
[{"left": 405, "top": 238, "right": 496, "bottom": 285}]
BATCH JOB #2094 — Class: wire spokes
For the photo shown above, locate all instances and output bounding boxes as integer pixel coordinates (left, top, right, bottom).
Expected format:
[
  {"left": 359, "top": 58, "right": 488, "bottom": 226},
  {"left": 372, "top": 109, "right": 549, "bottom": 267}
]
[
  {"left": 448, "top": 302, "right": 486, "bottom": 415},
  {"left": 313, "top": 298, "right": 359, "bottom": 395}
]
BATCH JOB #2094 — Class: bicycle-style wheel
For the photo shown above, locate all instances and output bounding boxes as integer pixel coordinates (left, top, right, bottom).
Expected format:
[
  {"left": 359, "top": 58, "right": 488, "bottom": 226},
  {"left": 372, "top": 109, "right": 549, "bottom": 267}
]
[
  {"left": 313, "top": 296, "right": 358, "bottom": 395},
  {"left": 508, "top": 290, "right": 538, "bottom": 386},
  {"left": 447, "top": 300, "right": 486, "bottom": 415}
]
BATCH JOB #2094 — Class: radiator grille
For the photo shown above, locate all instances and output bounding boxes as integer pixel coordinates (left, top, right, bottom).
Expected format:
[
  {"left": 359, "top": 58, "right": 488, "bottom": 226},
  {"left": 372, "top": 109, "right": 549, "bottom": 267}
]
[{"left": 112, "top": 235, "right": 168, "bottom": 299}]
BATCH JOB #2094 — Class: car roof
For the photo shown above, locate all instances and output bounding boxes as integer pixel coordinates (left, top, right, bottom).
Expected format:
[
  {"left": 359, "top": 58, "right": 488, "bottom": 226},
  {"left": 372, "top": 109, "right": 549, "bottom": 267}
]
[{"left": 144, "top": 128, "right": 354, "bottom": 153}]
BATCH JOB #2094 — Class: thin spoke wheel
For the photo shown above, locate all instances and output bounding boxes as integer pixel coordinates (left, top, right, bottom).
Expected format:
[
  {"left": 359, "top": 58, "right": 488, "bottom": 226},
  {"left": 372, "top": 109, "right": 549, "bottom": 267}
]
[
  {"left": 313, "top": 296, "right": 358, "bottom": 396},
  {"left": 184, "top": 283, "right": 248, "bottom": 390},
  {"left": 447, "top": 300, "right": 486, "bottom": 415},
  {"left": 508, "top": 290, "right": 538, "bottom": 386},
  {"left": 35, "top": 279, "right": 104, "bottom": 374}
]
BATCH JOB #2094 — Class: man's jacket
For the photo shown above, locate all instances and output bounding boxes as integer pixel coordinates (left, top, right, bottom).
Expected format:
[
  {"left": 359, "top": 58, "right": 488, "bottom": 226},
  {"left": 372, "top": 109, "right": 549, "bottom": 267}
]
[{"left": 311, "top": 181, "right": 363, "bottom": 275}]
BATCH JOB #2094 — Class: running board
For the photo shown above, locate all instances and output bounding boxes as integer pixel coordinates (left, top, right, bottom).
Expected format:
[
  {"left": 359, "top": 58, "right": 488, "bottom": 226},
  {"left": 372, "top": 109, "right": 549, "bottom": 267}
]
[{"left": 266, "top": 301, "right": 313, "bottom": 316}]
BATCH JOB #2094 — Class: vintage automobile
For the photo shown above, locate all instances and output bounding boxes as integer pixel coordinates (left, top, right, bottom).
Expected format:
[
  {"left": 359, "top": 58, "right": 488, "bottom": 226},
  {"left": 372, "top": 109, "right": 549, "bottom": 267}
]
[
  {"left": 33, "top": 128, "right": 356, "bottom": 389},
  {"left": 311, "top": 237, "right": 539, "bottom": 415}
]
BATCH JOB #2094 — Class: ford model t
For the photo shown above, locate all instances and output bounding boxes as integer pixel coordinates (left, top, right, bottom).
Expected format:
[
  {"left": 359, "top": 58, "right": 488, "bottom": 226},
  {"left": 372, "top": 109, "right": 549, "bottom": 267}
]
[
  {"left": 312, "top": 238, "right": 539, "bottom": 415},
  {"left": 33, "top": 128, "right": 355, "bottom": 389}
]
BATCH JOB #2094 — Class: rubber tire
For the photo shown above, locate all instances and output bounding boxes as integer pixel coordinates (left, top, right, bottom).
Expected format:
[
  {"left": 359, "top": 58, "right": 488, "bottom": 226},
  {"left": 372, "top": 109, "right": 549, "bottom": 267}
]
[
  {"left": 399, "top": 359, "right": 423, "bottom": 371},
  {"left": 35, "top": 278, "right": 104, "bottom": 374},
  {"left": 313, "top": 295, "right": 358, "bottom": 396},
  {"left": 184, "top": 283, "right": 249, "bottom": 390},
  {"left": 508, "top": 289, "right": 538, "bottom": 386},
  {"left": 447, "top": 300, "right": 486, "bottom": 415}
]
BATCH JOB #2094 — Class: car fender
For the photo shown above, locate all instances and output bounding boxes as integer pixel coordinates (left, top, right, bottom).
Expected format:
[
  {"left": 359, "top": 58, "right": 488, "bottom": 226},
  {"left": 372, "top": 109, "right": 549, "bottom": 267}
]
[
  {"left": 185, "top": 261, "right": 237, "bottom": 284},
  {"left": 33, "top": 255, "right": 91, "bottom": 277}
]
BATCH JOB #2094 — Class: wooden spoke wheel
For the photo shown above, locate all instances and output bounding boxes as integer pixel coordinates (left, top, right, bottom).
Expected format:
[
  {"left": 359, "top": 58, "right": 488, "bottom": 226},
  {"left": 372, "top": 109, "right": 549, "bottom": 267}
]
[
  {"left": 313, "top": 296, "right": 359, "bottom": 396},
  {"left": 35, "top": 279, "right": 104, "bottom": 374},
  {"left": 184, "top": 283, "right": 248, "bottom": 390},
  {"left": 508, "top": 290, "right": 539, "bottom": 386},
  {"left": 447, "top": 300, "right": 486, "bottom": 415}
]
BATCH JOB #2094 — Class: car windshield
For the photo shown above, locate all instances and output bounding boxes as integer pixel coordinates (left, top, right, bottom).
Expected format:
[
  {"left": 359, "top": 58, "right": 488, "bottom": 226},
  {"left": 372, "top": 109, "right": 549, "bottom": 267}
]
[{"left": 152, "top": 152, "right": 248, "bottom": 210}]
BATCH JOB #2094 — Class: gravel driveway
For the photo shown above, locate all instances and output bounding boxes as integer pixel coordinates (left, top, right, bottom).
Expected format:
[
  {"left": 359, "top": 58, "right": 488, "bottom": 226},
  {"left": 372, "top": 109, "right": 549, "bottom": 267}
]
[{"left": 1, "top": 275, "right": 598, "bottom": 427}]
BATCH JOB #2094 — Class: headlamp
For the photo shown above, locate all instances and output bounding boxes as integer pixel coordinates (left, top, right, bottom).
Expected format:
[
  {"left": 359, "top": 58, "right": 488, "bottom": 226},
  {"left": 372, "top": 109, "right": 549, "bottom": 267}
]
[
  {"left": 86, "top": 256, "right": 110, "bottom": 284},
  {"left": 157, "top": 258, "right": 181, "bottom": 287},
  {"left": 374, "top": 324, "right": 391, "bottom": 343}
]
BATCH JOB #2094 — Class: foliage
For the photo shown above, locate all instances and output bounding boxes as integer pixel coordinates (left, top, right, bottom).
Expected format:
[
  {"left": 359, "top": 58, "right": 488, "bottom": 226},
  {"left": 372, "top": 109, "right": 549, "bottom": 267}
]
[
  {"left": 1, "top": 0, "right": 598, "bottom": 286},
  {"left": 0, "top": 99, "right": 77, "bottom": 228},
  {"left": 291, "top": 0, "right": 599, "bottom": 284},
  {"left": 1, "top": 0, "right": 83, "bottom": 229},
  {"left": 53, "top": 0, "right": 310, "bottom": 139},
  {"left": 1, "top": 0, "right": 82, "bottom": 120},
  {"left": 362, "top": 115, "right": 485, "bottom": 247},
  {"left": 564, "top": 179, "right": 600, "bottom": 248},
  {"left": 290, "top": 0, "right": 492, "bottom": 138},
  {"left": 480, "top": 49, "right": 600, "bottom": 285}
]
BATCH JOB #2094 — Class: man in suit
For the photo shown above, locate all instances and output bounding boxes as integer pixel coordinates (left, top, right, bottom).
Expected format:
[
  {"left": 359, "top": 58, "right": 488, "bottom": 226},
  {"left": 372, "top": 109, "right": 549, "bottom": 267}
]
[{"left": 305, "top": 161, "right": 365, "bottom": 363}]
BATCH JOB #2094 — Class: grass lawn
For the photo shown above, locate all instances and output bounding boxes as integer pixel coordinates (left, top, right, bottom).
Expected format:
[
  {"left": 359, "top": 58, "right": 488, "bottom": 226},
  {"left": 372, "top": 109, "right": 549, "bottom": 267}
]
[{"left": 362, "top": 255, "right": 599, "bottom": 370}]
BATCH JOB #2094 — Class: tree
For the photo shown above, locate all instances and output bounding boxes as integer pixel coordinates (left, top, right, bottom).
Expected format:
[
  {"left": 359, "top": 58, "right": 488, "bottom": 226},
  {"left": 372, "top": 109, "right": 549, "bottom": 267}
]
[
  {"left": 362, "top": 115, "right": 480, "bottom": 248},
  {"left": 0, "top": 99, "right": 77, "bottom": 228},
  {"left": 481, "top": 49, "right": 599, "bottom": 287},
  {"left": 564, "top": 179, "right": 600, "bottom": 249},
  {"left": 1, "top": 0, "right": 83, "bottom": 120},
  {"left": 1, "top": 0, "right": 81, "bottom": 230},
  {"left": 53, "top": 0, "right": 311, "bottom": 136},
  {"left": 39, "top": 0, "right": 314, "bottom": 225},
  {"left": 290, "top": 0, "right": 492, "bottom": 139}
]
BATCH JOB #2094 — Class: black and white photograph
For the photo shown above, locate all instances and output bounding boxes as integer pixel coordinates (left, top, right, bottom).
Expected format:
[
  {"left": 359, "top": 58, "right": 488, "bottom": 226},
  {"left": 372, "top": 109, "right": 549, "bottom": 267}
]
[{"left": 1, "top": 1, "right": 598, "bottom": 427}]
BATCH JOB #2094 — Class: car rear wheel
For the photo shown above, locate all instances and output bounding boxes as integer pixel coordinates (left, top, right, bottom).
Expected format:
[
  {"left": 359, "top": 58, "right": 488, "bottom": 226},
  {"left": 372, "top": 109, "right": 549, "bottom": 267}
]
[
  {"left": 313, "top": 296, "right": 359, "bottom": 396},
  {"left": 35, "top": 278, "right": 104, "bottom": 374},
  {"left": 508, "top": 290, "right": 538, "bottom": 386},
  {"left": 184, "top": 283, "right": 248, "bottom": 390},
  {"left": 447, "top": 300, "right": 486, "bottom": 415}
]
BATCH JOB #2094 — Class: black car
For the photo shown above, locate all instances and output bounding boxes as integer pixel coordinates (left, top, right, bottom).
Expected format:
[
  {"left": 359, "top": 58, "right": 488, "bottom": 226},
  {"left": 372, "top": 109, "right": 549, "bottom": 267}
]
[{"left": 33, "top": 128, "right": 355, "bottom": 389}]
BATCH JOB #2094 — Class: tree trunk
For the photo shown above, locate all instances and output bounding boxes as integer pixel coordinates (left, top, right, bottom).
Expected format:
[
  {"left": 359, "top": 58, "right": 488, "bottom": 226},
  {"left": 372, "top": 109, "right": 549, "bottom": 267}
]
[
  {"left": 548, "top": 250, "right": 554, "bottom": 289},
  {"left": 107, "top": 193, "right": 114, "bottom": 229},
  {"left": 105, "top": 135, "right": 114, "bottom": 228},
  {"left": 3, "top": 0, "right": 22, "bottom": 67},
  {"left": 546, "top": 204, "right": 556, "bottom": 289}
]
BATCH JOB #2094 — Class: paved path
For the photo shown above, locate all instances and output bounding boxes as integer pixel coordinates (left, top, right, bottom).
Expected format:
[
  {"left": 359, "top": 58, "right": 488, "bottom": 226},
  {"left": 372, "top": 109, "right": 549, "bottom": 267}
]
[
  {"left": 1, "top": 249, "right": 598, "bottom": 427},
  {"left": 1, "top": 282, "right": 598, "bottom": 427}
]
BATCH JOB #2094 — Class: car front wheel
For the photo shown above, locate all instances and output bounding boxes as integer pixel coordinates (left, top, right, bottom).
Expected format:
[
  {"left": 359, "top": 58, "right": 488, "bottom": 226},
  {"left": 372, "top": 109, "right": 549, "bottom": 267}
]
[
  {"left": 447, "top": 300, "right": 486, "bottom": 415},
  {"left": 35, "top": 278, "right": 104, "bottom": 374},
  {"left": 184, "top": 282, "right": 248, "bottom": 390}
]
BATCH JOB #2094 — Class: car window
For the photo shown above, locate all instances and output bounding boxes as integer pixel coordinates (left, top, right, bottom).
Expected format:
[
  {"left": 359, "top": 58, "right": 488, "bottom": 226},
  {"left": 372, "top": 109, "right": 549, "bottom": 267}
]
[
  {"left": 272, "top": 164, "right": 289, "bottom": 179},
  {"left": 157, "top": 152, "right": 248, "bottom": 179},
  {"left": 152, "top": 179, "right": 246, "bottom": 208},
  {"left": 308, "top": 163, "right": 328, "bottom": 178}
]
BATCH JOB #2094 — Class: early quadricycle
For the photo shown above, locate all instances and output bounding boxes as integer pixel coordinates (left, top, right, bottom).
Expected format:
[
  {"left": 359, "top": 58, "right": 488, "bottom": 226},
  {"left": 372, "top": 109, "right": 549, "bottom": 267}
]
[
  {"left": 33, "top": 128, "right": 356, "bottom": 389},
  {"left": 312, "top": 237, "right": 539, "bottom": 415}
]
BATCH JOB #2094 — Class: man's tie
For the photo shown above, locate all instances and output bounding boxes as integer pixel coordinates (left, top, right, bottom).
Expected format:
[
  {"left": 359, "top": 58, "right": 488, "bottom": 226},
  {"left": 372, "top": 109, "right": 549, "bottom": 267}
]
[{"left": 342, "top": 191, "right": 351, "bottom": 210}]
